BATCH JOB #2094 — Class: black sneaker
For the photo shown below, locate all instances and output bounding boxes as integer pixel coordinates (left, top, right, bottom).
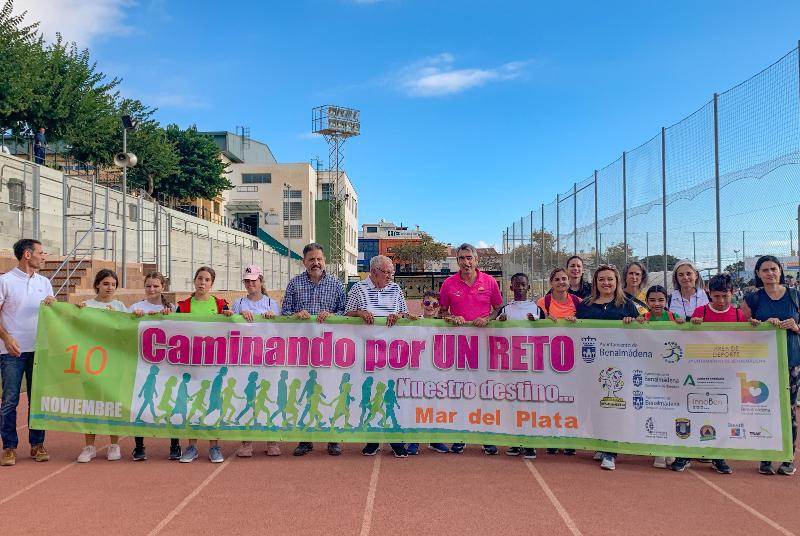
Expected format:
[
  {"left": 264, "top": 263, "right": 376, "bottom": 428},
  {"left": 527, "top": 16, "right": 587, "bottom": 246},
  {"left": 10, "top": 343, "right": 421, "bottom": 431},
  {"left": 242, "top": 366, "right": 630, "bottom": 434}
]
[
  {"left": 293, "top": 442, "right": 313, "bottom": 456},
  {"left": 563, "top": 449, "right": 576, "bottom": 456},
  {"left": 391, "top": 444, "right": 408, "bottom": 458},
  {"left": 450, "top": 443, "right": 465, "bottom": 454},
  {"left": 168, "top": 444, "right": 181, "bottom": 460},
  {"left": 506, "top": 447, "right": 521, "bottom": 456},
  {"left": 362, "top": 443, "right": 380, "bottom": 456},
  {"left": 327, "top": 443, "right": 342, "bottom": 456},
  {"left": 670, "top": 458, "right": 690, "bottom": 472},
  {"left": 132, "top": 447, "right": 147, "bottom": 461},
  {"left": 546, "top": 448, "right": 559, "bottom": 455},
  {"left": 759, "top": 461, "right": 775, "bottom": 475},
  {"left": 482, "top": 445, "right": 498, "bottom": 455},
  {"left": 523, "top": 448, "right": 537, "bottom": 459},
  {"left": 777, "top": 462, "right": 796, "bottom": 475},
  {"left": 711, "top": 459, "right": 732, "bottom": 474}
]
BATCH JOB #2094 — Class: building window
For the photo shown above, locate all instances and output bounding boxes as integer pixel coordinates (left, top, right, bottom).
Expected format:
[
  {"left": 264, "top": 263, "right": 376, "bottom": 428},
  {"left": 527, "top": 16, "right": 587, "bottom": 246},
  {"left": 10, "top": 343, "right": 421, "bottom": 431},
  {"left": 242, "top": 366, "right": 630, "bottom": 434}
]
[
  {"left": 242, "top": 173, "right": 271, "bottom": 184},
  {"left": 321, "top": 183, "right": 333, "bottom": 200},
  {"left": 236, "top": 185, "right": 258, "bottom": 192},
  {"left": 7, "top": 180, "right": 24, "bottom": 212},
  {"left": 283, "top": 201, "right": 302, "bottom": 221},
  {"left": 128, "top": 203, "right": 138, "bottom": 222},
  {"left": 213, "top": 201, "right": 220, "bottom": 214},
  {"left": 283, "top": 189, "right": 302, "bottom": 199},
  {"left": 366, "top": 226, "right": 378, "bottom": 233},
  {"left": 283, "top": 224, "right": 302, "bottom": 238}
]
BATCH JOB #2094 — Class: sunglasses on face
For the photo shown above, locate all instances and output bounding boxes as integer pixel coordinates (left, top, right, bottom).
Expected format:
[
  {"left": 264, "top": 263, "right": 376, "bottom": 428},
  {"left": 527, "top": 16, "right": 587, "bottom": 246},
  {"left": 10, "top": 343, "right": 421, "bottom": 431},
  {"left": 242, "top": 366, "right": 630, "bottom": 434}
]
[{"left": 423, "top": 301, "right": 439, "bottom": 307}]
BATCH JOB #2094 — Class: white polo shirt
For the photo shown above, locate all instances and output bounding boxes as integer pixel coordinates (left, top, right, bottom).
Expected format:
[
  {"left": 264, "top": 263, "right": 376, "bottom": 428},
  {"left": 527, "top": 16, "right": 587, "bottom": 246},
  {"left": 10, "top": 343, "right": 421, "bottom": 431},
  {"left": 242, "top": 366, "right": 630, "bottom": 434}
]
[
  {"left": 0, "top": 267, "right": 54, "bottom": 353},
  {"left": 345, "top": 277, "right": 408, "bottom": 316},
  {"left": 499, "top": 300, "right": 541, "bottom": 320}
]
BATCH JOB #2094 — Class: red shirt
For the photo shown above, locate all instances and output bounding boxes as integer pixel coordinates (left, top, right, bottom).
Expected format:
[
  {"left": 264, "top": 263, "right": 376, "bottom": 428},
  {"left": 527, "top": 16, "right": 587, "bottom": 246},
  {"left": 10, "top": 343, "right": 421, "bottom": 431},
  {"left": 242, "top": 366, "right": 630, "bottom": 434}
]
[
  {"left": 691, "top": 304, "right": 743, "bottom": 323},
  {"left": 439, "top": 269, "right": 502, "bottom": 321}
]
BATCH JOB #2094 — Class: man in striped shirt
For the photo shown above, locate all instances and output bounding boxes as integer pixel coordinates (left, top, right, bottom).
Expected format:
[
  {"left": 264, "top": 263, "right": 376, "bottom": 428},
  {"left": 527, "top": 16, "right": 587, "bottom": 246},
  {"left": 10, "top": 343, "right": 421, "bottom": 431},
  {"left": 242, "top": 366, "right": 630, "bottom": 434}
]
[{"left": 346, "top": 255, "right": 416, "bottom": 457}]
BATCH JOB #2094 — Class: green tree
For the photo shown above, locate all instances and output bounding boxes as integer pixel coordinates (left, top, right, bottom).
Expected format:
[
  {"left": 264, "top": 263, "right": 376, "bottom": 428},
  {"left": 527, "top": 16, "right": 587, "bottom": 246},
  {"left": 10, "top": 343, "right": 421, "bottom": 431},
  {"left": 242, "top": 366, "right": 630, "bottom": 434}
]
[
  {"left": 389, "top": 232, "right": 449, "bottom": 272},
  {"left": 641, "top": 254, "right": 680, "bottom": 272},
  {"left": 0, "top": 0, "right": 44, "bottom": 133},
  {"left": 162, "top": 125, "right": 231, "bottom": 200},
  {"left": 602, "top": 242, "right": 633, "bottom": 271},
  {"left": 506, "top": 231, "right": 558, "bottom": 273},
  {"left": 724, "top": 260, "right": 744, "bottom": 274},
  {"left": 118, "top": 99, "right": 179, "bottom": 196}
]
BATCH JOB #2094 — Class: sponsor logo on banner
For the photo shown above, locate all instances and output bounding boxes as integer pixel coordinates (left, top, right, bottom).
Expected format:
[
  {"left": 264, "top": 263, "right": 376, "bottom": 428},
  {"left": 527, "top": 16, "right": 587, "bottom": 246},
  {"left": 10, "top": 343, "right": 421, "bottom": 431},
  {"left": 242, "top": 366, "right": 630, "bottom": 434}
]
[
  {"left": 582, "top": 337, "right": 597, "bottom": 364},
  {"left": 599, "top": 367, "right": 626, "bottom": 409},
  {"left": 687, "top": 392, "right": 729, "bottom": 414},
  {"left": 684, "top": 374, "right": 696, "bottom": 386},
  {"left": 633, "top": 369, "right": 643, "bottom": 387},
  {"left": 699, "top": 423, "right": 717, "bottom": 441},
  {"left": 645, "top": 417, "right": 669, "bottom": 439},
  {"left": 598, "top": 342, "right": 653, "bottom": 359},
  {"left": 748, "top": 427, "right": 773, "bottom": 439},
  {"left": 633, "top": 390, "right": 644, "bottom": 410},
  {"left": 737, "top": 373, "right": 769, "bottom": 404},
  {"left": 685, "top": 375, "right": 728, "bottom": 389},
  {"left": 662, "top": 342, "right": 683, "bottom": 363},
  {"left": 728, "top": 422, "right": 746, "bottom": 438},
  {"left": 675, "top": 418, "right": 691, "bottom": 439},
  {"left": 638, "top": 371, "right": 680, "bottom": 389}
]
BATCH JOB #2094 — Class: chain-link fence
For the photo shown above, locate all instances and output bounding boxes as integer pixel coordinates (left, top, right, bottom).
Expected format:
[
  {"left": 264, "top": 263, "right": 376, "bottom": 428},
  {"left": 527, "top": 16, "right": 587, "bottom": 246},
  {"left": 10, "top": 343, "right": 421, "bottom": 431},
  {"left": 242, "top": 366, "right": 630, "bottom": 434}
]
[{"left": 503, "top": 45, "right": 800, "bottom": 295}]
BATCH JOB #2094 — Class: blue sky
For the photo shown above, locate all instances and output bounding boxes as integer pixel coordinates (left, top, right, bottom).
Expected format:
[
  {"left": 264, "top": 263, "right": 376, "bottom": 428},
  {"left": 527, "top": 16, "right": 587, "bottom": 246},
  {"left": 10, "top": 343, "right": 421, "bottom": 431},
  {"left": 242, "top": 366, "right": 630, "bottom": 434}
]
[{"left": 20, "top": 0, "right": 800, "bottom": 249}]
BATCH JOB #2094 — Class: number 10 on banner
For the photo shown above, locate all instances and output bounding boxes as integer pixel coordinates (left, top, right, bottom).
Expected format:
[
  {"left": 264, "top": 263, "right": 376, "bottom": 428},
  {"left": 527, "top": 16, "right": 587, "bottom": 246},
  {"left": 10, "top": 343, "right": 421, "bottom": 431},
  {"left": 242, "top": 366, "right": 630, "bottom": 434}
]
[{"left": 64, "top": 345, "right": 108, "bottom": 376}]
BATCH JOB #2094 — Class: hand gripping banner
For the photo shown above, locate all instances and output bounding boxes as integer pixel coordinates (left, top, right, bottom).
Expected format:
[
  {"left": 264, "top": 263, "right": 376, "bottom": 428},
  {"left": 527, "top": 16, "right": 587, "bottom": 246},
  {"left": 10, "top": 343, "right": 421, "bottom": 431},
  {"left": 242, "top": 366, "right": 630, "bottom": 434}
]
[{"left": 30, "top": 303, "right": 792, "bottom": 460}]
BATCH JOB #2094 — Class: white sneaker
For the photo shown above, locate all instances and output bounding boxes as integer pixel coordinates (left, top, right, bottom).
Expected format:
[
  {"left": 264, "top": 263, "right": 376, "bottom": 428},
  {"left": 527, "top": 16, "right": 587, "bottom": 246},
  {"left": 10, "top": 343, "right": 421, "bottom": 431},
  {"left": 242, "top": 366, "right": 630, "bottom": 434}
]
[
  {"left": 593, "top": 451, "right": 604, "bottom": 461},
  {"left": 653, "top": 456, "right": 667, "bottom": 469},
  {"left": 107, "top": 443, "right": 121, "bottom": 461},
  {"left": 600, "top": 455, "right": 616, "bottom": 470},
  {"left": 77, "top": 445, "right": 97, "bottom": 463},
  {"left": 666, "top": 457, "right": 676, "bottom": 465}
]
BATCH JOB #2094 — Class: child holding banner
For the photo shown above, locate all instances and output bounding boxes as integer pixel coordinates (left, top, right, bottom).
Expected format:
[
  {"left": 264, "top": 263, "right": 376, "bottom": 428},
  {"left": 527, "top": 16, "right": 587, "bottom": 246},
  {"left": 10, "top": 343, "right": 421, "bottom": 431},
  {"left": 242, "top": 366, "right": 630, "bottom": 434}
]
[
  {"left": 232, "top": 265, "right": 281, "bottom": 458},
  {"left": 638, "top": 285, "right": 682, "bottom": 469},
  {"left": 129, "top": 272, "right": 181, "bottom": 462},
  {"left": 670, "top": 274, "right": 739, "bottom": 474},
  {"left": 76, "top": 269, "right": 126, "bottom": 463},
  {"left": 176, "top": 266, "right": 232, "bottom": 464},
  {"left": 576, "top": 264, "right": 638, "bottom": 471}
]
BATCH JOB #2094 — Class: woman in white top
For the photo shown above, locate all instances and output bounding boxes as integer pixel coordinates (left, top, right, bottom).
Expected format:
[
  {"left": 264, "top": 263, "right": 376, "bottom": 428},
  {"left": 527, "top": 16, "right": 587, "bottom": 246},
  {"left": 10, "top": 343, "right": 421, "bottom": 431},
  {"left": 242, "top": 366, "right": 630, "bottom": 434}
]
[
  {"left": 668, "top": 259, "right": 709, "bottom": 320},
  {"left": 233, "top": 265, "right": 280, "bottom": 458},
  {"left": 76, "top": 269, "right": 125, "bottom": 463}
]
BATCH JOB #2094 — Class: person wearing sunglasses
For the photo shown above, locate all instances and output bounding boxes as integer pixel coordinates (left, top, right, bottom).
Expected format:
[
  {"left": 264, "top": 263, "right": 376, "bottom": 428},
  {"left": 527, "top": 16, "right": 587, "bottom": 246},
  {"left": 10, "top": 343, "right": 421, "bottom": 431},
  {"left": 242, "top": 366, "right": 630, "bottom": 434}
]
[{"left": 345, "top": 255, "right": 417, "bottom": 458}]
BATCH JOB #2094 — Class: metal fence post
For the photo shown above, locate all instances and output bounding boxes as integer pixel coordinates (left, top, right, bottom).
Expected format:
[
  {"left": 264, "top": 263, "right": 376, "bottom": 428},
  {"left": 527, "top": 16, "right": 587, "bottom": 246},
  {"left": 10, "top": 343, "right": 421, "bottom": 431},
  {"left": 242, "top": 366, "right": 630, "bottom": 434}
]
[
  {"left": 622, "top": 151, "right": 628, "bottom": 263},
  {"left": 137, "top": 194, "right": 143, "bottom": 263},
  {"left": 529, "top": 210, "right": 534, "bottom": 282},
  {"left": 713, "top": 92, "right": 722, "bottom": 273},
  {"left": 661, "top": 127, "right": 668, "bottom": 290},
  {"left": 104, "top": 185, "right": 109, "bottom": 260},
  {"left": 594, "top": 171, "right": 599, "bottom": 267},
  {"left": 573, "top": 182, "right": 577, "bottom": 255},
  {"left": 540, "top": 204, "right": 545, "bottom": 292},
  {"left": 167, "top": 213, "right": 172, "bottom": 282},
  {"left": 62, "top": 173, "right": 68, "bottom": 256},
  {"left": 32, "top": 165, "right": 40, "bottom": 240},
  {"left": 556, "top": 194, "right": 560, "bottom": 267},
  {"left": 190, "top": 232, "right": 195, "bottom": 281}
]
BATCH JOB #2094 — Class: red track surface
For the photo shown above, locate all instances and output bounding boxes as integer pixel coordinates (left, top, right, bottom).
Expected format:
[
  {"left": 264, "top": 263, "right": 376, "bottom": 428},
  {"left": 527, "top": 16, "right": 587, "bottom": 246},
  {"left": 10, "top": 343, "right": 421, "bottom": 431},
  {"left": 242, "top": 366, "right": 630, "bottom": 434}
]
[{"left": 3, "top": 399, "right": 800, "bottom": 535}]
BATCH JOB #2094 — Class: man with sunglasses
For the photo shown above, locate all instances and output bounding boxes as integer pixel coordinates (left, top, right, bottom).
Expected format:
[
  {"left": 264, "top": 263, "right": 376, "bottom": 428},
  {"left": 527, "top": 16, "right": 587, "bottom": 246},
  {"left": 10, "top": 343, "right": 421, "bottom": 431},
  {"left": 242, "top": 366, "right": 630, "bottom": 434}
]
[
  {"left": 439, "top": 243, "right": 503, "bottom": 455},
  {"left": 345, "top": 255, "right": 416, "bottom": 457}
]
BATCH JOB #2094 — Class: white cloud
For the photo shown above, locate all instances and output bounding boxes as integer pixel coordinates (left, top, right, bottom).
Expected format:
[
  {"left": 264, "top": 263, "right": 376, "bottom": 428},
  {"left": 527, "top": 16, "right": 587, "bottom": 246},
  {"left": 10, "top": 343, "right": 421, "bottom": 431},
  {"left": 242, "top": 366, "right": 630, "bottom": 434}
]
[
  {"left": 390, "top": 54, "right": 530, "bottom": 97},
  {"left": 15, "top": 0, "right": 135, "bottom": 47},
  {"left": 476, "top": 240, "right": 499, "bottom": 250}
]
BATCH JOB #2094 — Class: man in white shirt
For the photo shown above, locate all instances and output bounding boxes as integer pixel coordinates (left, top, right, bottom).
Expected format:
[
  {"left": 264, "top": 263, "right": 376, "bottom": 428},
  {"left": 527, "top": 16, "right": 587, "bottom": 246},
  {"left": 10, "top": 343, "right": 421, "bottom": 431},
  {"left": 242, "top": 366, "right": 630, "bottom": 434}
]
[
  {"left": 497, "top": 273, "right": 541, "bottom": 321},
  {"left": 346, "top": 255, "right": 415, "bottom": 457},
  {"left": 0, "top": 239, "right": 56, "bottom": 466}
]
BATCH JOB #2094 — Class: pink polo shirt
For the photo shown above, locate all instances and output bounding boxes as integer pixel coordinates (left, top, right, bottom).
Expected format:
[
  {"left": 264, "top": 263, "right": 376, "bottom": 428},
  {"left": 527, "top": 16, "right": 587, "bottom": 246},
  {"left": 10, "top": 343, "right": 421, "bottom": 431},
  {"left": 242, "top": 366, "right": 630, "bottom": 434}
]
[{"left": 439, "top": 269, "right": 502, "bottom": 321}]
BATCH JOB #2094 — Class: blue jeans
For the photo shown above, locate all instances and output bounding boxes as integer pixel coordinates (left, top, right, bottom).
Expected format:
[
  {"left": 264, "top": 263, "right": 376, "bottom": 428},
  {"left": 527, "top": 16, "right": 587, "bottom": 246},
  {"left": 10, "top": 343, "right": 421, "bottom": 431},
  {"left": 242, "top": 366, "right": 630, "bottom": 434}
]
[{"left": 1, "top": 352, "right": 45, "bottom": 449}]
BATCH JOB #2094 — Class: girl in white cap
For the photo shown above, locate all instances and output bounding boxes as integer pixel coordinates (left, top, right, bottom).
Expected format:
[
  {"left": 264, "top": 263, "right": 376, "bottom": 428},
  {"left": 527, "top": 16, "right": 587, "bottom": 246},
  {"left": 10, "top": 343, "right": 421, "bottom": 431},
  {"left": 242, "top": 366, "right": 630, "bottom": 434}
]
[{"left": 233, "top": 265, "right": 281, "bottom": 457}]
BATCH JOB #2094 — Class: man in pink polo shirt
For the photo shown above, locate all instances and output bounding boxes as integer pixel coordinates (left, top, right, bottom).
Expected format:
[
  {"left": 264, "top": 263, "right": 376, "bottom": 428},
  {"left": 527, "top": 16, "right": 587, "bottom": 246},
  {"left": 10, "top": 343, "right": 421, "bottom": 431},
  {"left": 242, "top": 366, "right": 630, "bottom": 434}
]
[
  {"left": 440, "top": 243, "right": 503, "bottom": 326},
  {"left": 439, "top": 243, "right": 502, "bottom": 455}
]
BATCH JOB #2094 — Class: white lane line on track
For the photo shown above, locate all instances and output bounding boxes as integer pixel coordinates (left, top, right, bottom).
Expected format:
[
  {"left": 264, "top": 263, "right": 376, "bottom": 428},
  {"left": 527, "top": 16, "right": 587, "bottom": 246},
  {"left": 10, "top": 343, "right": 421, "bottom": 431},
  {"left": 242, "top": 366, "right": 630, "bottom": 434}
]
[
  {"left": 525, "top": 460, "right": 584, "bottom": 536},
  {"left": 147, "top": 456, "right": 233, "bottom": 536},
  {"left": 359, "top": 453, "right": 382, "bottom": 536},
  {"left": 0, "top": 439, "right": 124, "bottom": 505},
  {"left": 691, "top": 470, "right": 797, "bottom": 536}
]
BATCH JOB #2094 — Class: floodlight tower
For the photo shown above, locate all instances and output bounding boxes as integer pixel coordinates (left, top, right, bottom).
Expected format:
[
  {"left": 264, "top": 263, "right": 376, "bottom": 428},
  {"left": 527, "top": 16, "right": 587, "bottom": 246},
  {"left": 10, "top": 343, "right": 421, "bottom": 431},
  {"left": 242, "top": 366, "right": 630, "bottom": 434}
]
[{"left": 312, "top": 105, "right": 360, "bottom": 282}]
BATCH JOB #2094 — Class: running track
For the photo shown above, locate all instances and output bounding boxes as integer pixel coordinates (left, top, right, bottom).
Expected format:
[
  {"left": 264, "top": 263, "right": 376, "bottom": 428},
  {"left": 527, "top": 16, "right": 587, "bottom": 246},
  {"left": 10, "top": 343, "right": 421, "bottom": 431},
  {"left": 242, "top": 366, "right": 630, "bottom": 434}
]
[{"left": 2, "top": 400, "right": 800, "bottom": 535}]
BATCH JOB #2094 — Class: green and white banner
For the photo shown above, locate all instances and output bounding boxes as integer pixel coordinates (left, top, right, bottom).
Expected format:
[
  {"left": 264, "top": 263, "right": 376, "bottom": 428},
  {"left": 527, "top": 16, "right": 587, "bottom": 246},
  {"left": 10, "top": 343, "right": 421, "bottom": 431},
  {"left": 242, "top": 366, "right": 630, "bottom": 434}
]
[{"left": 30, "top": 303, "right": 792, "bottom": 460}]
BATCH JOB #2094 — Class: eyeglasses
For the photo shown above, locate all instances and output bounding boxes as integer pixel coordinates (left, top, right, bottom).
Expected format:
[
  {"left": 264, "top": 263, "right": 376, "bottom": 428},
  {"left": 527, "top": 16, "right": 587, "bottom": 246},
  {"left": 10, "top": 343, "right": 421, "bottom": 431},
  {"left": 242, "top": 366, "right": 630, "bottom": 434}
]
[
  {"left": 423, "top": 300, "right": 439, "bottom": 307},
  {"left": 376, "top": 267, "right": 395, "bottom": 276}
]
